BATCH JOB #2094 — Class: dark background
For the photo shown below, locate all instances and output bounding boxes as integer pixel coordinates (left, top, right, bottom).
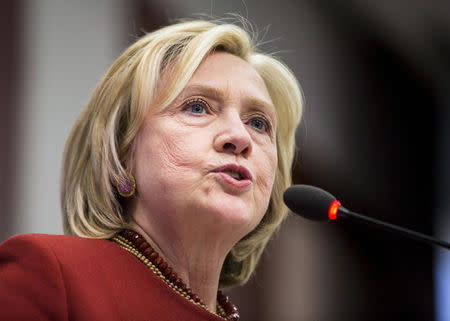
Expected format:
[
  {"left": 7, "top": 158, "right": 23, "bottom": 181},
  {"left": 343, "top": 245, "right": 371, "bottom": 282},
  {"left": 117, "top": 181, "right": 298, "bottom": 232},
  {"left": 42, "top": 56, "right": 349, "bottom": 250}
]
[{"left": 1, "top": 1, "right": 449, "bottom": 320}]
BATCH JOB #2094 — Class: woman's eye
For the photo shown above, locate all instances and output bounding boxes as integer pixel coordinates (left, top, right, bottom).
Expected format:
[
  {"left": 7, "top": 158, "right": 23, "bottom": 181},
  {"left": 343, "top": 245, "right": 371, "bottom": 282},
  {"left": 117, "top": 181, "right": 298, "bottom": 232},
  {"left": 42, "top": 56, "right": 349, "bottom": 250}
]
[
  {"left": 183, "top": 99, "right": 209, "bottom": 115},
  {"left": 189, "top": 103, "right": 205, "bottom": 114},
  {"left": 249, "top": 117, "right": 269, "bottom": 132}
]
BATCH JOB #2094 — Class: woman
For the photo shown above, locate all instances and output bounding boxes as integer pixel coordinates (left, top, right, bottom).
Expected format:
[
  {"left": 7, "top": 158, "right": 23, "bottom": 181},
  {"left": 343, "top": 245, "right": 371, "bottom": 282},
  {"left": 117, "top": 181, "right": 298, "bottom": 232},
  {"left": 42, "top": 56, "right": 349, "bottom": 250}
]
[{"left": 0, "top": 19, "right": 302, "bottom": 320}]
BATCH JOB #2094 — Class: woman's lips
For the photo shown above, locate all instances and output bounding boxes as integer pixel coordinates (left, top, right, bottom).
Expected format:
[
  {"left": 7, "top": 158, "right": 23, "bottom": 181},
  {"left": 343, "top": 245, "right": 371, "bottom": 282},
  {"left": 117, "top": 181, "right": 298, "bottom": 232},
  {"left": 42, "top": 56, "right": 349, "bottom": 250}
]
[{"left": 211, "top": 164, "right": 253, "bottom": 189}]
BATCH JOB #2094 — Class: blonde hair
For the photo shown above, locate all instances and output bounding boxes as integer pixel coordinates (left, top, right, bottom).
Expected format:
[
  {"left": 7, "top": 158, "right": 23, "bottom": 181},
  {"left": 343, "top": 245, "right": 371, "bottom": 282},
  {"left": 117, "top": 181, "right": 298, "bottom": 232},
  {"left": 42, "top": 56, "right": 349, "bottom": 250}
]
[{"left": 61, "top": 19, "right": 303, "bottom": 288}]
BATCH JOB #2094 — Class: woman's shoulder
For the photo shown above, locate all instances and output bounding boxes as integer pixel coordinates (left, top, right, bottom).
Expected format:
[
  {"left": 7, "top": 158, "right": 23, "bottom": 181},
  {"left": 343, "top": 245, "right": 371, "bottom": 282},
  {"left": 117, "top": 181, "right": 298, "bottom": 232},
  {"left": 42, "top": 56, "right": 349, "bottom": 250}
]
[
  {"left": 2, "top": 232, "right": 107, "bottom": 244},
  {"left": 0, "top": 234, "right": 133, "bottom": 321},
  {"left": 1, "top": 232, "right": 108, "bottom": 249},
  {"left": 2, "top": 233, "right": 80, "bottom": 246},
  {"left": 0, "top": 233, "right": 128, "bottom": 290},
  {"left": 0, "top": 233, "right": 118, "bottom": 263}
]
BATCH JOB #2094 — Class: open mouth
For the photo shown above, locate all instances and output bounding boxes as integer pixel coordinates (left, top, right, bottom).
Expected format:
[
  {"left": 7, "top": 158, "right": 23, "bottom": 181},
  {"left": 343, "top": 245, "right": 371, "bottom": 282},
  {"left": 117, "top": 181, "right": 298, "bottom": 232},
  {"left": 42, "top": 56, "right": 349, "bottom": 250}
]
[
  {"left": 212, "top": 164, "right": 253, "bottom": 182},
  {"left": 222, "top": 170, "right": 244, "bottom": 180}
]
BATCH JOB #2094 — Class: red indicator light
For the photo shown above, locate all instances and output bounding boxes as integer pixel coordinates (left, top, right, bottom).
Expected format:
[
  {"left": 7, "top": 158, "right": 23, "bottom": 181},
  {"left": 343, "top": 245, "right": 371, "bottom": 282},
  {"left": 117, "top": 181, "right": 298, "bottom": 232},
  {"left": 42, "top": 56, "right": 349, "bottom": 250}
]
[{"left": 328, "top": 200, "right": 341, "bottom": 220}]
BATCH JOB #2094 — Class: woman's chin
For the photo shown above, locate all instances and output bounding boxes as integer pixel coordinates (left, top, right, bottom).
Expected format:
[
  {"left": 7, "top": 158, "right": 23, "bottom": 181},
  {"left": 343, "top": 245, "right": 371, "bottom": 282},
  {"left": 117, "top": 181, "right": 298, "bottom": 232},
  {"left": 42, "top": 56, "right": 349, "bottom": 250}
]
[{"left": 201, "top": 198, "right": 262, "bottom": 233}]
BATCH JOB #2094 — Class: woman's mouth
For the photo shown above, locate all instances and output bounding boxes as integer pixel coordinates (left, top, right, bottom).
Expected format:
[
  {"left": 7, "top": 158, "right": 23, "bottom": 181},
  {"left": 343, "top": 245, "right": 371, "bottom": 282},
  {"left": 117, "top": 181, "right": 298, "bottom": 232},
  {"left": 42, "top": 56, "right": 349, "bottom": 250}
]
[{"left": 211, "top": 164, "right": 253, "bottom": 189}]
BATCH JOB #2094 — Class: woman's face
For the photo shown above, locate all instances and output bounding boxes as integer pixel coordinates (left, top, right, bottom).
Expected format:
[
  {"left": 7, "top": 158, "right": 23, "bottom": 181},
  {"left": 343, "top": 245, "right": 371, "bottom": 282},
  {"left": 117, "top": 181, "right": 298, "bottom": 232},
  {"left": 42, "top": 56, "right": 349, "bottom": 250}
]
[{"left": 133, "top": 52, "right": 278, "bottom": 239}]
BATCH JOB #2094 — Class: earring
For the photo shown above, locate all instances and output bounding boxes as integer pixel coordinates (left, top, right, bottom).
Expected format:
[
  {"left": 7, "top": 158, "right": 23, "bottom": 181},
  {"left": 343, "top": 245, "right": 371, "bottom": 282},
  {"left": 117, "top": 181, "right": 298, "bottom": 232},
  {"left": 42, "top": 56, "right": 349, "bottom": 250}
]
[{"left": 116, "top": 173, "right": 136, "bottom": 197}]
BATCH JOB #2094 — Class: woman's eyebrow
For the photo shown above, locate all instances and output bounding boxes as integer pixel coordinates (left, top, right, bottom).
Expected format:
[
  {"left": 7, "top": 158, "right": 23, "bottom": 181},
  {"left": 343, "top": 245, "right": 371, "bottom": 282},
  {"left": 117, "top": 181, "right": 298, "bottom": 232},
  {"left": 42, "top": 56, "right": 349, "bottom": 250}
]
[
  {"left": 179, "top": 84, "right": 276, "bottom": 121},
  {"left": 179, "top": 84, "right": 225, "bottom": 101},
  {"left": 244, "top": 97, "right": 275, "bottom": 115},
  {"left": 181, "top": 85, "right": 274, "bottom": 109}
]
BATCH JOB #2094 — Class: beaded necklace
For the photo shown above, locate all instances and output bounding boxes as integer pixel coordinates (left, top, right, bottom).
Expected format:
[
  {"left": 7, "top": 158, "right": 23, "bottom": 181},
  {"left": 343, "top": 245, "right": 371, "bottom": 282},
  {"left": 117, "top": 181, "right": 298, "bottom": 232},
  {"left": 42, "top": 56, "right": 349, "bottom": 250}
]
[{"left": 111, "top": 230, "right": 240, "bottom": 321}]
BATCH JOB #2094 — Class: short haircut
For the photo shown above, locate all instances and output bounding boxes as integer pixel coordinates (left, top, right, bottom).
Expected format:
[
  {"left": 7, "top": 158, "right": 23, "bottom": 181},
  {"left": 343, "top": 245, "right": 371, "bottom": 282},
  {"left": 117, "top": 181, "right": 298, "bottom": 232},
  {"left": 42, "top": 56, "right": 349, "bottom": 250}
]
[{"left": 61, "top": 19, "right": 303, "bottom": 288}]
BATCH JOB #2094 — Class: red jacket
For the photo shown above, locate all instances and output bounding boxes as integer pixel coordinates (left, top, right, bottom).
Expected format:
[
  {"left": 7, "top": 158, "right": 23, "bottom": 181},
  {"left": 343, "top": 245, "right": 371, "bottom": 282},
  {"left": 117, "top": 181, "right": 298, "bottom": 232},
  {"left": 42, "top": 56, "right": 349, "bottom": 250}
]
[{"left": 0, "top": 234, "right": 225, "bottom": 321}]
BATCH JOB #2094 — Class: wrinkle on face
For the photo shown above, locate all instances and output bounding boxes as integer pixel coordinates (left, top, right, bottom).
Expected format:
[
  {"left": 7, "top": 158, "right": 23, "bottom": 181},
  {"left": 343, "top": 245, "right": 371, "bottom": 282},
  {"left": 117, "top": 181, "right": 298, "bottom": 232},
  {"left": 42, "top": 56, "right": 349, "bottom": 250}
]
[{"left": 131, "top": 52, "right": 278, "bottom": 249}]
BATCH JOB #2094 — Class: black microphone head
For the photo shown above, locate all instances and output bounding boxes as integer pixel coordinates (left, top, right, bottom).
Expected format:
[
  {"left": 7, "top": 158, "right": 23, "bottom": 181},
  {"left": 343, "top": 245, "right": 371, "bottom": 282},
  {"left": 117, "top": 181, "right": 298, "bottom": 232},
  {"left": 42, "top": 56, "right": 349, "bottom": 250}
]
[{"left": 283, "top": 185, "right": 337, "bottom": 221}]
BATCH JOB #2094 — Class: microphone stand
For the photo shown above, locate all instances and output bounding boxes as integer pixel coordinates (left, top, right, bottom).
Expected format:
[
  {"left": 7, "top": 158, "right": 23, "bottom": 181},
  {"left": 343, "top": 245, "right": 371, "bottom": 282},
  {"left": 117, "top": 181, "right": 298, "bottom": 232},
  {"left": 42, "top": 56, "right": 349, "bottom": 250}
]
[{"left": 338, "top": 207, "right": 450, "bottom": 250}]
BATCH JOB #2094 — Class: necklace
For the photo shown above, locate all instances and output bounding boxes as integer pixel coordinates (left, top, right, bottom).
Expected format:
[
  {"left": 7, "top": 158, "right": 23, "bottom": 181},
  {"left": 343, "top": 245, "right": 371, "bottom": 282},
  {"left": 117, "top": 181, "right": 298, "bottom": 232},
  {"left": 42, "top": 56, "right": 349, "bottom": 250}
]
[{"left": 111, "top": 229, "right": 240, "bottom": 321}]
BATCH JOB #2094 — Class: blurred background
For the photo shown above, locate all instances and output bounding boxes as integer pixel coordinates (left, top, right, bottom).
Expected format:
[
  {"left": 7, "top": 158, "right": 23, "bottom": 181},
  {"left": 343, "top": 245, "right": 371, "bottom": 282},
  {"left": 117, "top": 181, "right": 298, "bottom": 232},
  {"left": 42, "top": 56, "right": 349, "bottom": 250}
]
[{"left": 0, "top": 1, "right": 449, "bottom": 320}]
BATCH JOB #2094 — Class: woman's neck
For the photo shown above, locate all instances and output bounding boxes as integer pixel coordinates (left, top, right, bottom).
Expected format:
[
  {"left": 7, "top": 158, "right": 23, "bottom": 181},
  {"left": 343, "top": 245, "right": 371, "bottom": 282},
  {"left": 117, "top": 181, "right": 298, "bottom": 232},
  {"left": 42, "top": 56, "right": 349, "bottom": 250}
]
[{"left": 129, "top": 218, "right": 230, "bottom": 312}]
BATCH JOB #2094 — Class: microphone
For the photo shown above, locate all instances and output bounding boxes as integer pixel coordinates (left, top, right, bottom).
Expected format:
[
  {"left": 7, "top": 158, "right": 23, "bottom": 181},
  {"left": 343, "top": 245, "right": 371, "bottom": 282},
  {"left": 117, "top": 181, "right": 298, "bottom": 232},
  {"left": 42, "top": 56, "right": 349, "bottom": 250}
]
[{"left": 283, "top": 184, "right": 450, "bottom": 250}]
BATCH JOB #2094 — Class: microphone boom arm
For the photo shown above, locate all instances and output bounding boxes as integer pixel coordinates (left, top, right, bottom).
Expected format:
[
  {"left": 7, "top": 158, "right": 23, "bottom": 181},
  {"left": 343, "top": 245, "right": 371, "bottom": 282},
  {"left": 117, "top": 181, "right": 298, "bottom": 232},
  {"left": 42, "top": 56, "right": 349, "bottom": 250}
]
[{"left": 338, "top": 207, "right": 450, "bottom": 250}]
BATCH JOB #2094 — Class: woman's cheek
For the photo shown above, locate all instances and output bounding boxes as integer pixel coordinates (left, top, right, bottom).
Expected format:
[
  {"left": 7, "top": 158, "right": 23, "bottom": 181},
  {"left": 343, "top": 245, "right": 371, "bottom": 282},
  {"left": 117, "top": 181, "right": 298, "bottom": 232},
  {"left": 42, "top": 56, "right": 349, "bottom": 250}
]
[
  {"left": 146, "top": 130, "right": 205, "bottom": 186},
  {"left": 256, "top": 148, "right": 278, "bottom": 199}
]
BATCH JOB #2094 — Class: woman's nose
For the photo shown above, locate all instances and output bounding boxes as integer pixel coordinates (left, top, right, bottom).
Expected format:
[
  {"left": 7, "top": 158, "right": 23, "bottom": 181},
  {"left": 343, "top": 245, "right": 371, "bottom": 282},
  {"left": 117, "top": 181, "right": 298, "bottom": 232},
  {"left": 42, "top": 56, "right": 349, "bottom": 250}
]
[{"left": 214, "top": 113, "right": 252, "bottom": 157}]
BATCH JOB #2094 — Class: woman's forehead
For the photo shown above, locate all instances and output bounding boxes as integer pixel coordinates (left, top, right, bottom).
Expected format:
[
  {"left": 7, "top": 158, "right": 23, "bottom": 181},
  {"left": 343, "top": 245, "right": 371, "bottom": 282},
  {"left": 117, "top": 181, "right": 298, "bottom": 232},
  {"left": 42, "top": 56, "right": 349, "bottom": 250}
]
[{"left": 191, "top": 52, "right": 267, "bottom": 90}]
